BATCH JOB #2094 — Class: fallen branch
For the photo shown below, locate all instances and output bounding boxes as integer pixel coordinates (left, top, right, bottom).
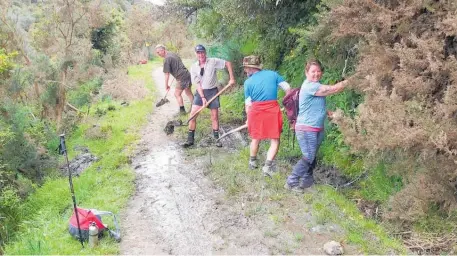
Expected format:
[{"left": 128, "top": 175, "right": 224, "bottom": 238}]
[
  {"left": 402, "top": 232, "right": 457, "bottom": 254},
  {"left": 66, "top": 102, "right": 81, "bottom": 112}
]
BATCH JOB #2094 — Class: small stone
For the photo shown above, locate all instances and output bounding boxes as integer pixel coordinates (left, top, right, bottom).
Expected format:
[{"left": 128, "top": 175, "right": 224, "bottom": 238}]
[
  {"left": 323, "top": 240, "right": 344, "bottom": 255},
  {"left": 310, "top": 225, "right": 324, "bottom": 233}
]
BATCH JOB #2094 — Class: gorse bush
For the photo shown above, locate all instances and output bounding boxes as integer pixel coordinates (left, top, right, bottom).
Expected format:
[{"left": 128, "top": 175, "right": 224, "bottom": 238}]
[
  {"left": 0, "top": 49, "right": 17, "bottom": 79},
  {"left": 323, "top": 0, "right": 457, "bottom": 222}
]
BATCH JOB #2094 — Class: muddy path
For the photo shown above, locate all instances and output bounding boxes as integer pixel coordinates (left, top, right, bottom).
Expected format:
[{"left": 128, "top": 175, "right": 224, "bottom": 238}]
[{"left": 119, "top": 67, "right": 340, "bottom": 254}]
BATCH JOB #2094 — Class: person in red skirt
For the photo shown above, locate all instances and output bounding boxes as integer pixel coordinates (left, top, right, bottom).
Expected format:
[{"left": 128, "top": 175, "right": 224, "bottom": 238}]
[{"left": 243, "top": 56, "right": 291, "bottom": 177}]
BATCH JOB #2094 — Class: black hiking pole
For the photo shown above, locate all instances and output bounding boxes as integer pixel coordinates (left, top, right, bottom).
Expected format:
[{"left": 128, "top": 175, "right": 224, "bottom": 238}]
[{"left": 59, "top": 134, "right": 84, "bottom": 248}]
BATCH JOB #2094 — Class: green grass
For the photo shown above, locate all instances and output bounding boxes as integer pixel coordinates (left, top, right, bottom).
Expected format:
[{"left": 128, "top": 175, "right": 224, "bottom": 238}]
[
  {"left": 358, "top": 163, "right": 403, "bottom": 202},
  {"left": 4, "top": 61, "right": 159, "bottom": 254},
  {"left": 312, "top": 187, "right": 406, "bottom": 254},
  {"left": 202, "top": 147, "right": 405, "bottom": 254}
]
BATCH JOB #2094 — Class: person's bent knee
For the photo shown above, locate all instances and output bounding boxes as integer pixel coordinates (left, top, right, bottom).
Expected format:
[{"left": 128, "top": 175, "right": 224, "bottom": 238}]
[{"left": 174, "top": 88, "right": 183, "bottom": 96}]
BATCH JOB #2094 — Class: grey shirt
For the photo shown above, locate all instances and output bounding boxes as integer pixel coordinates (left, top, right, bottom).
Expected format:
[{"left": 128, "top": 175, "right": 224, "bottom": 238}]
[
  {"left": 163, "top": 52, "right": 190, "bottom": 81},
  {"left": 190, "top": 58, "right": 226, "bottom": 89}
]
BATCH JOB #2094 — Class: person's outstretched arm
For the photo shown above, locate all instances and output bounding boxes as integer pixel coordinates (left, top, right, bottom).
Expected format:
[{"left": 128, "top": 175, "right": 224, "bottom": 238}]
[{"left": 314, "top": 80, "right": 348, "bottom": 96}]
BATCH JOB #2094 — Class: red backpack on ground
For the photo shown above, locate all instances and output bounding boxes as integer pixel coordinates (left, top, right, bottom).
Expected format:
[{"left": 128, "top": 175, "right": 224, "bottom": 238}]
[
  {"left": 69, "top": 207, "right": 122, "bottom": 242},
  {"left": 69, "top": 208, "right": 106, "bottom": 241},
  {"left": 282, "top": 88, "right": 301, "bottom": 129}
]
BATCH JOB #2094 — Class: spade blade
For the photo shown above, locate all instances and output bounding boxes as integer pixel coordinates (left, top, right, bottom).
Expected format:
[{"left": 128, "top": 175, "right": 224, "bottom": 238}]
[{"left": 155, "top": 98, "right": 170, "bottom": 107}]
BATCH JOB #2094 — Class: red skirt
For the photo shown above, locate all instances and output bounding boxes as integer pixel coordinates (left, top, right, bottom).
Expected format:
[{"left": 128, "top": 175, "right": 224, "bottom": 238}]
[{"left": 248, "top": 100, "right": 283, "bottom": 140}]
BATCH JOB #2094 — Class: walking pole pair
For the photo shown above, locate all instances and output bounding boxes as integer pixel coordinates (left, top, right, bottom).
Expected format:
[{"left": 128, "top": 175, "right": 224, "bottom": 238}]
[{"left": 59, "top": 134, "right": 84, "bottom": 248}]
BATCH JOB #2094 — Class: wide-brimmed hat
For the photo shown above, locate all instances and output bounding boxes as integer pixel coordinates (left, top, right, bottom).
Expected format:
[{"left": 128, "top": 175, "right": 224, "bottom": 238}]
[{"left": 242, "top": 55, "right": 263, "bottom": 70}]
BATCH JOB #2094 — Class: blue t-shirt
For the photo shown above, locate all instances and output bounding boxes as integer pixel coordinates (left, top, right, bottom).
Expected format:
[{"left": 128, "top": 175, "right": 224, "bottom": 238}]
[
  {"left": 296, "top": 80, "right": 326, "bottom": 128},
  {"left": 244, "top": 70, "right": 285, "bottom": 102}
]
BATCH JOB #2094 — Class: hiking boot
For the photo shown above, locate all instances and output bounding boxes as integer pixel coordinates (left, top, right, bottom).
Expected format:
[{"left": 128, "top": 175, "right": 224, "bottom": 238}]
[
  {"left": 182, "top": 130, "right": 195, "bottom": 148},
  {"left": 182, "top": 140, "right": 194, "bottom": 148},
  {"left": 299, "top": 178, "right": 314, "bottom": 189},
  {"left": 179, "top": 108, "right": 186, "bottom": 115},
  {"left": 262, "top": 164, "right": 276, "bottom": 177},
  {"left": 248, "top": 160, "right": 258, "bottom": 170},
  {"left": 284, "top": 183, "right": 304, "bottom": 193},
  {"left": 213, "top": 130, "right": 222, "bottom": 147}
]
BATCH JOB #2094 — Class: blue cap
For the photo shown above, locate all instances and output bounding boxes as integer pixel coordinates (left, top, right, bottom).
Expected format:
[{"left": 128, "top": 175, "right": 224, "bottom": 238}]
[{"left": 195, "top": 44, "right": 206, "bottom": 52}]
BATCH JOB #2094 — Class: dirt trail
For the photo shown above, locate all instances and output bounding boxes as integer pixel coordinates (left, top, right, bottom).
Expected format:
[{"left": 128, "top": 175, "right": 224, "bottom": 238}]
[{"left": 119, "top": 68, "right": 331, "bottom": 254}]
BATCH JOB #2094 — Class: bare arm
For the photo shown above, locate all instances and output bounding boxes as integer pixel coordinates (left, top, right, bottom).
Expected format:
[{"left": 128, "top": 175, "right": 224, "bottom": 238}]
[
  {"left": 279, "top": 81, "right": 291, "bottom": 94},
  {"left": 197, "top": 83, "right": 205, "bottom": 98},
  {"left": 164, "top": 72, "right": 170, "bottom": 90},
  {"left": 245, "top": 102, "right": 252, "bottom": 125},
  {"left": 314, "top": 80, "right": 348, "bottom": 96},
  {"left": 225, "top": 61, "right": 236, "bottom": 85}
]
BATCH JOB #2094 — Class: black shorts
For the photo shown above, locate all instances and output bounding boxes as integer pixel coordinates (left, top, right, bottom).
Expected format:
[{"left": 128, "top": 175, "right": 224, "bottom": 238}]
[{"left": 193, "top": 88, "right": 220, "bottom": 109}]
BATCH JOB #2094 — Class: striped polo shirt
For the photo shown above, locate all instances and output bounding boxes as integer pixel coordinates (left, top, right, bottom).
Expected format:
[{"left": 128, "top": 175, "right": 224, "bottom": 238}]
[{"left": 190, "top": 58, "right": 226, "bottom": 89}]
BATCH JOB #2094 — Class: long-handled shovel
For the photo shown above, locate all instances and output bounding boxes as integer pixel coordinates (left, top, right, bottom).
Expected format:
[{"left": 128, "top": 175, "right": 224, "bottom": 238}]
[
  {"left": 216, "top": 124, "right": 248, "bottom": 142},
  {"left": 164, "top": 83, "right": 235, "bottom": 135}
]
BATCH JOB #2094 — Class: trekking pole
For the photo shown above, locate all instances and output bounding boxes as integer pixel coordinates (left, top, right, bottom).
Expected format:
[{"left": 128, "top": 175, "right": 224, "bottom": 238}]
[{"left": 59, "top": 134, "right": 84, "bottom": 248}]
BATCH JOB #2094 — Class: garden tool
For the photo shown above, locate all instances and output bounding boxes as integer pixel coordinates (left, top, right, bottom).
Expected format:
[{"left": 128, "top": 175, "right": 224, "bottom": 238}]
[
  {"left": 155, "top": 78, "right": 175, "bottom": 107},
  {"left": 156, "top": 88, "right": 170, "bottom": 107},
  {"left": 164, "top": 82, "right": 235, "bottom": 134},
  {"left": 216, "top": 124, "right": 248, "bottom": 142}
]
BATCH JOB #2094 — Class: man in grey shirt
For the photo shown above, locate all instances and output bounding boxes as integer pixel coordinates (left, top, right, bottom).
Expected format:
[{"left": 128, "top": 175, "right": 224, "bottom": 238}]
[
  {"left": 183, "top": 44, "right": 235, "bottom": 148},
  {"left": 155, "top": 44, "right": 194, "bottom": 114}
]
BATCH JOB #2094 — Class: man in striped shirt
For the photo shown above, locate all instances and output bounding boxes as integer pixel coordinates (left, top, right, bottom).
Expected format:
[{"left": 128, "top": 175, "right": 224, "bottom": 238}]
[{"left": 183, "top": 44, "right": 235, "bottom": 148}]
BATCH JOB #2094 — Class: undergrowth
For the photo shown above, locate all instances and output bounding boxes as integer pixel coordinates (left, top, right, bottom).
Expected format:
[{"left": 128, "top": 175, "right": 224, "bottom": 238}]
[{"left": 3, "top": 61, "right": 158, "bottom": 254}]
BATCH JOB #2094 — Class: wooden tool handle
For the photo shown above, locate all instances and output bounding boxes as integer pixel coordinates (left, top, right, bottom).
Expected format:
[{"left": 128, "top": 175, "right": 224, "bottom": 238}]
[
  {"left": 186, "top": 83, "right": 234, "bottom": 124},
  {"left": 216, "top": 124, "right": 248, "bottom": 141}
]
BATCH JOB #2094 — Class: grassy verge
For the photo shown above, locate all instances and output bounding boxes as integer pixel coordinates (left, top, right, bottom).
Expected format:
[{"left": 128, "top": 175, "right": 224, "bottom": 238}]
[
  {"left": 4, "top": 62, "right": 158, "bottom": 254},
  {"left": 202, "top": 147, "right": 405, "bottom": 254}
]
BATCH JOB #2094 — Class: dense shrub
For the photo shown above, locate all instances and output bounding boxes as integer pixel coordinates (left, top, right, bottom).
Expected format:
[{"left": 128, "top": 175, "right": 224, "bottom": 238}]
[
  {"left": 322, "top": 0, "right": 457, "bottom": 222},
  {"left": 67, "top": 78, "right": 103, "bottom": 108}
]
